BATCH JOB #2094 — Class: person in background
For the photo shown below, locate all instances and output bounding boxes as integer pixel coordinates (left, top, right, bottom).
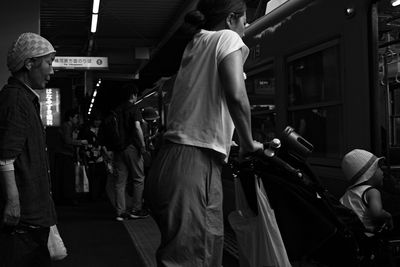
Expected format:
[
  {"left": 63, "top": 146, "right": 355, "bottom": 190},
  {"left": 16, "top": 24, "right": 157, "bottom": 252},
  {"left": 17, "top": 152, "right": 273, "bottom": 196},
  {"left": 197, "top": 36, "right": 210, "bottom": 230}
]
[
  {"left": 0, "top": 32, "right": 57, "bottom": 267},
  {"left": 145, "top": 0, "right": 263, "bottom": 265},
  {"left": 111, "top": 83, "right": 149, "bottom": 221},
  {"left": 340, "top": 149, "right": 393, "bottom": 234},
  {"left": 78, "top": 112, "right": 108, "bottom": 201},
  {"left": 141, "top": 106, "right": 161, "bottom": 171},
  {"left": 54, "top": 108, "right": 88, "bottom": 206}
]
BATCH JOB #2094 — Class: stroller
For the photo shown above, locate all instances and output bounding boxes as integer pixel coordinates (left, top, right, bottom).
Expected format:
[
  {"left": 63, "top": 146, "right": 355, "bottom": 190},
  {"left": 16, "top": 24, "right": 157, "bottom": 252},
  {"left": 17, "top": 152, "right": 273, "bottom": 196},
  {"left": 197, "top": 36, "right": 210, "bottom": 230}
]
[{"left": 232, "top": 126, "right": 394, "bottom": 267}]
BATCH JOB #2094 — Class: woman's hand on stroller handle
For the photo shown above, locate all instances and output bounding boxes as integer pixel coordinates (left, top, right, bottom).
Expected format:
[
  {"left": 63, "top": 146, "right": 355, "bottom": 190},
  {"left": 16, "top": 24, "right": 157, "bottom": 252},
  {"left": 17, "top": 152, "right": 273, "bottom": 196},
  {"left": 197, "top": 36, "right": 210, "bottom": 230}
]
[
  {"left": 239, "top": 138, "right": 303, "bottom": 179},
  {"left": 240, "top": 138, "right": 282, "bottom": 159},
  {"left": 238, "top": 140, "right": 264, "bottom": 160}
]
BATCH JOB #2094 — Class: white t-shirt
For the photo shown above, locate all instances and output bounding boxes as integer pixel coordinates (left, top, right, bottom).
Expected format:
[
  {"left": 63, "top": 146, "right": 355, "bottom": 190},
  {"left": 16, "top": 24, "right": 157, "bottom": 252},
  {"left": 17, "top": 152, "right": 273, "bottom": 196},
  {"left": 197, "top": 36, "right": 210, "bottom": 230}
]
[{"left": 164, "top": 29, "right": 249, "bottom": 159}]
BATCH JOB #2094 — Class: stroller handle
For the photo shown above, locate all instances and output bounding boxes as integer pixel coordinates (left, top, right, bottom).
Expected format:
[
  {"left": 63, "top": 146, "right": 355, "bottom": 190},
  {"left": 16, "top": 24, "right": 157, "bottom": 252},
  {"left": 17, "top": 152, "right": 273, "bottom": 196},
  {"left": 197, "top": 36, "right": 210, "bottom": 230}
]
[
  {"left": 262, "top": 151, "right": 303, "bottom": 179},
  {"left": 243, "top": 141, "right": 303, "bottom": 179}
]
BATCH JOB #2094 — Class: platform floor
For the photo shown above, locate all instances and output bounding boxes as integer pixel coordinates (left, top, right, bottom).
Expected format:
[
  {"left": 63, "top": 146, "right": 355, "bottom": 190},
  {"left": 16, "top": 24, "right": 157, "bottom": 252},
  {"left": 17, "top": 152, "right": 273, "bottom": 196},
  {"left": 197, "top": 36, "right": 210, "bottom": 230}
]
[{"left": 52, "top": 198, "right": 239, "bottom": 267}]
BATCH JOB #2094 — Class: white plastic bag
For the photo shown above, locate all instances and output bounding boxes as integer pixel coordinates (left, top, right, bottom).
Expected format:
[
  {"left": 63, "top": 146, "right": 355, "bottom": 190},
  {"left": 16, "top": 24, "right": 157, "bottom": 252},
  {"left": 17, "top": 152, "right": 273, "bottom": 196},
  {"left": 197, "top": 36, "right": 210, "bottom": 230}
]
[
  {"left": 48, "top": 225, "right": 68, "bottom": 261},
  {"left": 75, "top": 162, "right": 89, "bottom": 193},
  {"left": 228, "top": 176, "right": 291, "bottom": 267},
  {"left": 255, "top": 175, "right": 291, "bottom": 267}
]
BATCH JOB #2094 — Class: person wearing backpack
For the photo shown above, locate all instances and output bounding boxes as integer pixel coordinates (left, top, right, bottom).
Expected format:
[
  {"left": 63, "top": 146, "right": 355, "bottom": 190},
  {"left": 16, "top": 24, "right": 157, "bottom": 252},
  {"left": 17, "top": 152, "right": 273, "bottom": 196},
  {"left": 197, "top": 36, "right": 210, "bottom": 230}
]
[{"left": 103, "top": 82, "right": 148, "bottom": 221}]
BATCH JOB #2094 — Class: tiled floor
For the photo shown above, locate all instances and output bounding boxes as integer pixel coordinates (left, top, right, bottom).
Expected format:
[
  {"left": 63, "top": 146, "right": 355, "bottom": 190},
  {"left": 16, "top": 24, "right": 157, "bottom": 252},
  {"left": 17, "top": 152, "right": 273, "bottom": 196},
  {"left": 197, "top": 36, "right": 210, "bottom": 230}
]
[
  {"left": 123, "top": 215, "right": 240, "bottom": 267},
  {"left": 53, "top": 198, "right": 145, "bottom": 267},
  {"left": 124, "top": 217, "right": 159, "bottom": 266}
]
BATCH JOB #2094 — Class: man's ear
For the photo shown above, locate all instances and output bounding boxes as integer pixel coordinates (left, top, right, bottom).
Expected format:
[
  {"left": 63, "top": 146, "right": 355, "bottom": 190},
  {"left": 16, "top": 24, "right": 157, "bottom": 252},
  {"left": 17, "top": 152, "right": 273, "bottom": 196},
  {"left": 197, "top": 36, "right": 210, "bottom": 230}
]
[
  {"left": 24, "top": 58, "right": 34, "bottom": 70},
  {"left": 225, "top": 12, "right": 235, "bottom": 29}
]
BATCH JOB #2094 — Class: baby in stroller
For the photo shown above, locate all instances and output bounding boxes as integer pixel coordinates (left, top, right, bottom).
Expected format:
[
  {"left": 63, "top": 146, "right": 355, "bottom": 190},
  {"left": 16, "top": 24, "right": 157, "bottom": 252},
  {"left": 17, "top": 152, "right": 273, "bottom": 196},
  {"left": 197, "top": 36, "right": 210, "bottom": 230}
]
[
  {"left": 340, "top": 149, "right": 393, "bottom": 235},
  {"left": 235, "top": 127, "right": 398, "bottom": 266},
  {"left": 340, "top": 149, "right": 400, "bottom": 266}
]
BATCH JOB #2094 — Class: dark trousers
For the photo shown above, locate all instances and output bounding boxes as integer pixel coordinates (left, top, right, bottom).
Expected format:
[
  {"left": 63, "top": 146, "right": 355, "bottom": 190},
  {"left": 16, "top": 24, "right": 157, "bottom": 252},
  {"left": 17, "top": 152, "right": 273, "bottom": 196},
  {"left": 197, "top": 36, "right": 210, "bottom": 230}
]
[
  {"left": 87, "top": 162, "right": 107, "bottom": 200},
  {"left": 53, "top": 153, "right": 76, "bottom": 204},
  {"left": 0, "top": 226, "right": 51, "bottom": 267}
]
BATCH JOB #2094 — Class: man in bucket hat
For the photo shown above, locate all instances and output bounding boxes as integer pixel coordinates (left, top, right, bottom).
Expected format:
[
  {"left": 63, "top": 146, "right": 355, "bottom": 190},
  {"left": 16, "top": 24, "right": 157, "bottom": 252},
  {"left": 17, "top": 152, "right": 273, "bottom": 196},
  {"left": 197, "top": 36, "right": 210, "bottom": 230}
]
[
  {"left": 340, "top": 149, "right": 393, "bottom": 233},
  {"left": 0, "top": 32, "right": 57, "bottom": 266}
]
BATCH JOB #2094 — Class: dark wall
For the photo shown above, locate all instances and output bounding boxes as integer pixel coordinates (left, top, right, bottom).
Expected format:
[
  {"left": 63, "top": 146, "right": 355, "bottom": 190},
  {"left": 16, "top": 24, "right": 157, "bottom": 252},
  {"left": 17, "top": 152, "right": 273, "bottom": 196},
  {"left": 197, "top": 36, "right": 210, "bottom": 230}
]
[{"left": 0, "top": 0, "right": 40, "bottom": 85}]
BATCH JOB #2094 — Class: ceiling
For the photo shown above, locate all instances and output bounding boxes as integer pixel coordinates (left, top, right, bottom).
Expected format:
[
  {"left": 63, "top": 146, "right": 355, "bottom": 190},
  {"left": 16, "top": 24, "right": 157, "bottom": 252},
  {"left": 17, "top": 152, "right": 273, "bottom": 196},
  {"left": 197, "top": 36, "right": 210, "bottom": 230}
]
[
  {"left": 40, "top": 0, "right": 198, "bottom": 86},
  {"left": 39, "top": 0, "right": 265, "bottom": 114},
  {"left": 40, "top": 0, "right": 266, "bottom": 88},
  {"left": 39, "top": 0, "right": 400, "bottom": 110}
]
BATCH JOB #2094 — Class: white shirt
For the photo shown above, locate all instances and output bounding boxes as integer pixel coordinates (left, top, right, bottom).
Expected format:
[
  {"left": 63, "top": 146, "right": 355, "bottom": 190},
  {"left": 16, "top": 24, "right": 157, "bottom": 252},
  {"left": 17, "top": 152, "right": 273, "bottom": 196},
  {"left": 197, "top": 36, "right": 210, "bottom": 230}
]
[{"left": 164, "top": 29, "right": 249, "bottom": 159}]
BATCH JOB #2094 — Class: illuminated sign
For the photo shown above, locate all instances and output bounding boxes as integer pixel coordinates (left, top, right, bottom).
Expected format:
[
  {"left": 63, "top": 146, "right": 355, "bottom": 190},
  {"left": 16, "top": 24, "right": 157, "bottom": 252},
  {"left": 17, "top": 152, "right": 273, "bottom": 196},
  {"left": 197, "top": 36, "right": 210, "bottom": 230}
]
[
  {"left": 53, "top": 56, "right": 108, "bottom": 70},
  {"left": 35, "top": 88, "right": 61, "bottom": 127}
]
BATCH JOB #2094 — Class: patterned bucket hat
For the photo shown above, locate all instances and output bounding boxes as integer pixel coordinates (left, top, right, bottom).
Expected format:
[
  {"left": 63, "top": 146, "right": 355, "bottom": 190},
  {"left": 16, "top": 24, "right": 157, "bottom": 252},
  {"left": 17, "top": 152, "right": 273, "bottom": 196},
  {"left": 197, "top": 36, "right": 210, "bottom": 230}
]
[{"left": 7, "top": 32, "right": 56, "bottom": 73}]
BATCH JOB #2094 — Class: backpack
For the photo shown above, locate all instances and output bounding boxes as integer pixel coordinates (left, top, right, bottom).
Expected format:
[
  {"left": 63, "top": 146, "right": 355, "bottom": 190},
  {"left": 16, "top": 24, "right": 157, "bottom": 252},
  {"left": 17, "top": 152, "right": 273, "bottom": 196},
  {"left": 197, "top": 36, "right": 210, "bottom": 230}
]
[{"left": 99, "top": 109, "right": 126, "bottom": 151}]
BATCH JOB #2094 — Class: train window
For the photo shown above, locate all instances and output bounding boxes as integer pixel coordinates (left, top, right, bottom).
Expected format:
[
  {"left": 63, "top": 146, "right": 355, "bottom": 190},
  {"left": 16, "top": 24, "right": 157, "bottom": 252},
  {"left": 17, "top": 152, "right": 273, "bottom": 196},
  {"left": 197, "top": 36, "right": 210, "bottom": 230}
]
[
  {"left": 391, "top": 87, "right": 400, "bottom": 146},
  {"left": 287, "top": 44, "right": 341, "bottom": 105},
  {"left": 378, "top": 1, "right": 400, "bottom": 155},
  {"left": 245, "top": 63, "right": 277, "bottom": 142},
  {"left": 289, "top": 107, "right": 342, "bottom": 158},
  {"left": 245, "top": 63, "right": 275, "bottom": 99},
  {"left": 251, "top": 106, "right": 276, "bottom": 142},
  {"left": 287, "top": 41, "right": 342, "bottom": 158}
]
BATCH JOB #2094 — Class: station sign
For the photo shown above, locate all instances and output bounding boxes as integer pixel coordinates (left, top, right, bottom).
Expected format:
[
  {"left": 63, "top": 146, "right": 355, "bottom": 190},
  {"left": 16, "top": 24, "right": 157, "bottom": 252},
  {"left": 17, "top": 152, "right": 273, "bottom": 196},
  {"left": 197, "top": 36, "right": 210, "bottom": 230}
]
[
  {"left": 35, "top": 88, "right": 61, "bottom": 127},
  {"left": 53, "top": 56, "right": 108, "bottom": 70}
]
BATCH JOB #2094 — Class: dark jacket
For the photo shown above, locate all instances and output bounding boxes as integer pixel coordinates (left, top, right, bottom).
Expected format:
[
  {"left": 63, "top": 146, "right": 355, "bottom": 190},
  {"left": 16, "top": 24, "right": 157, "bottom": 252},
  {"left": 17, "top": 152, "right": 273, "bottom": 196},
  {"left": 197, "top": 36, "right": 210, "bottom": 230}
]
[
  {"left": 118, "top": 101, "right": 143, "bottom": 150},
  {"left": 0, "top": 77, "right": 57, "bottom": 227}
]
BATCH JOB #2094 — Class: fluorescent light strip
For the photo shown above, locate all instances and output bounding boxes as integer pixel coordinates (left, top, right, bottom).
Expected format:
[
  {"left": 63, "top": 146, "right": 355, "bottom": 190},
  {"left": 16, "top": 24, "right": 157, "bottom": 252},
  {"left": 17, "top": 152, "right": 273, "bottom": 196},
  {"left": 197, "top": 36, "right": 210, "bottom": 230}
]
[
  {"left": 92, "top": 0, "right": 100, "bottom": 13},
  {"left": 91, "top": 14, "right": 98, "bottom": 33}
]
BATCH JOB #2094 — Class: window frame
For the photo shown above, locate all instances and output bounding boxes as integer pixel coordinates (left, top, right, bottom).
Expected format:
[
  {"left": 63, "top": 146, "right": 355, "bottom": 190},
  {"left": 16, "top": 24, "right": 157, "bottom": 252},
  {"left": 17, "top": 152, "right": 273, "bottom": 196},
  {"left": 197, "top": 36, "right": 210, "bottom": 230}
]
[{"left": 285, "top": 38, "right": 344, "bottom": 164}]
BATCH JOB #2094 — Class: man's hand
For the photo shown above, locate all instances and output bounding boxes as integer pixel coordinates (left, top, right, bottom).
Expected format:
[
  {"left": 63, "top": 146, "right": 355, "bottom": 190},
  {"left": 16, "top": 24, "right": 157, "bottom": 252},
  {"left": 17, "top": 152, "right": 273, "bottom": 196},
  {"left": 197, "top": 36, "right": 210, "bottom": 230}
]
[
  {"left": 2, "top": 199, "right": 20, "bottom": 226},
  {"left": 0, "top": 170, "right": 20, "bottom": 227}
]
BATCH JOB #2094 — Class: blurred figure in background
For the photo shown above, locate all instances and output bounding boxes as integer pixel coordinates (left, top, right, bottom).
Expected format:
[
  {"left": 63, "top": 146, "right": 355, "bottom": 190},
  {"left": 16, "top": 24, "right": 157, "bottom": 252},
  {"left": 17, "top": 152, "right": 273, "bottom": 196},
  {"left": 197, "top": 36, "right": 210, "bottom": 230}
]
[
  {"left": 78, "top": 112, "right": 108, "bottom": 201},
  {"left": 145, "top": 0, "right": 263, "bottom": 265},
  {"left": 141, "top": 106, "right": 161, "bottom": 171},
  {"left": 0, "top": 32, "right": 57, "bottom": 267},
  {"left": 54, "top": 108, "right": 88, "bottom": 205}
]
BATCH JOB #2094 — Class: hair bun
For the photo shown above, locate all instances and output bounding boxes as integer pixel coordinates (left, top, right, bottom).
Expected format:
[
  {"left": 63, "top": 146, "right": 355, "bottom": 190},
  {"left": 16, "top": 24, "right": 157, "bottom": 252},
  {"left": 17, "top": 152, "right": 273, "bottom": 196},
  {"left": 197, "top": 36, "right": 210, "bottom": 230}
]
[{"left": 184, "top": 10, "right": 206, "bottom": 28}]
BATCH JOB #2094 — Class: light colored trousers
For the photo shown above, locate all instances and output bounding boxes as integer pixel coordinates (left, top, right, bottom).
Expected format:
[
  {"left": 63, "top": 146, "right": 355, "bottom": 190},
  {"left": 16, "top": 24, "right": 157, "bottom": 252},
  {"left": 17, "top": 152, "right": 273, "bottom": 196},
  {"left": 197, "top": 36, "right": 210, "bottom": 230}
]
[{"left": 146, "top": 143, "right": 224, "bottom": 267}]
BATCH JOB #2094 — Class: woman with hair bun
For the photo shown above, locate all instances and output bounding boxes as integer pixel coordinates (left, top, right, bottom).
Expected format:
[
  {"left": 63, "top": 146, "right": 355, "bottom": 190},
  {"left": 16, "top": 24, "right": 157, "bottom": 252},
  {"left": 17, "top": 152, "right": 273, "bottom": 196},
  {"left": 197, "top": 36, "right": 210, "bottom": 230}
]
[{"left": 146, "top": 0, "right": 263, "bottom": 265}]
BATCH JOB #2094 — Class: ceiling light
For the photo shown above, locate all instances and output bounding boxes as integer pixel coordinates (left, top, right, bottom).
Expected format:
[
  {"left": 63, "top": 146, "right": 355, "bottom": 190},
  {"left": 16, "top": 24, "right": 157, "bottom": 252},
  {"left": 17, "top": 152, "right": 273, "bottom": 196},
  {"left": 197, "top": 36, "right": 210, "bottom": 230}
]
[
  {"left": 91, "top": 14, "right": 98, "bottom": 33},
  {"left": 92, "top": 0, "right": 100, "bottom": 13},
  {"left": 392, "top": 0, "right": 400, "bottom": 6}
]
